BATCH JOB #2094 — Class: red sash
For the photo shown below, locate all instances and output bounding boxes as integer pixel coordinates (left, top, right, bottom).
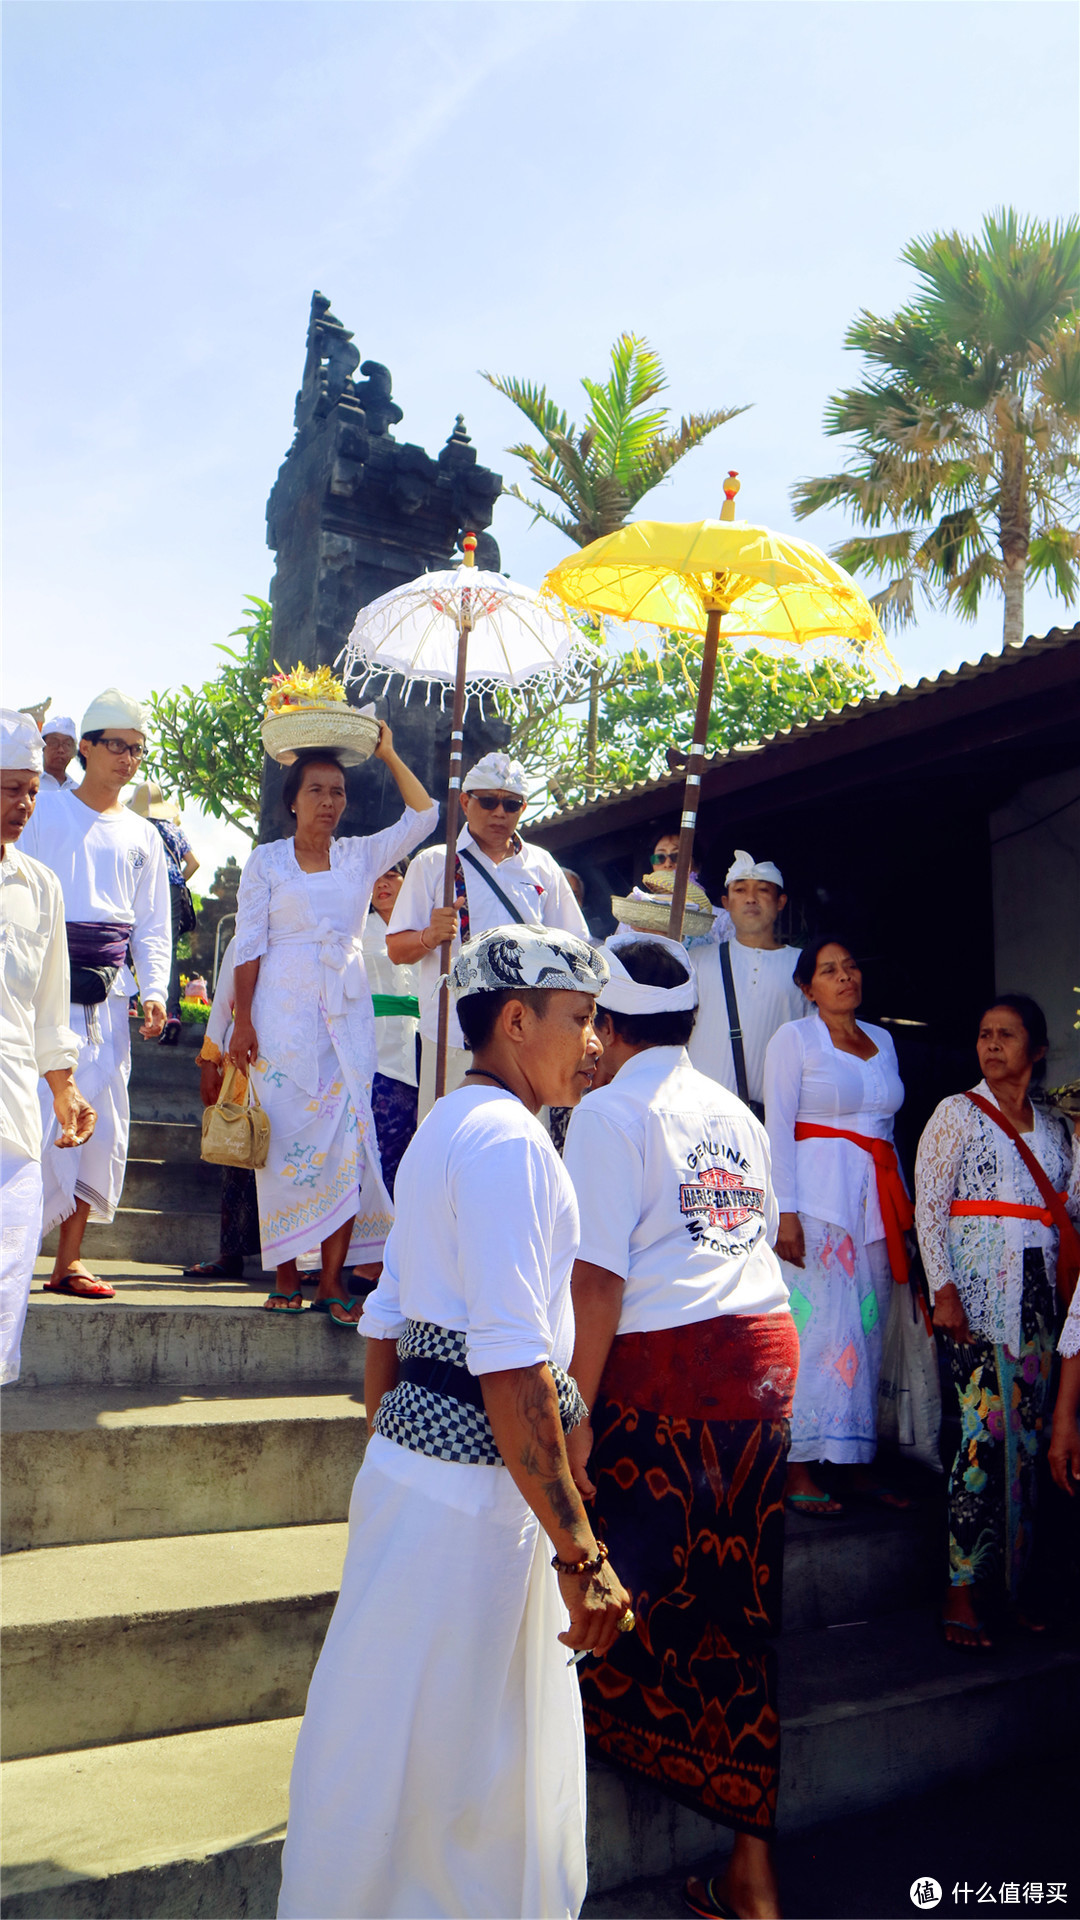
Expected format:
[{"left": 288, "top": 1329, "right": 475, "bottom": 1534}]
[
  {"left": 793, "top": 1122, "right": 913, "bottom": 1282},
  {"left": 963, "top": 1092, "right": 1080, "bottom": 1297}
]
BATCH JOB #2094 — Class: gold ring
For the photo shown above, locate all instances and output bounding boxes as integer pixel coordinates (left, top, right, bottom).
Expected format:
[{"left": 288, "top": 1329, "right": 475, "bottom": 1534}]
[{"left": 616, "top": 1609, "right": 635, "bottom": 1634}]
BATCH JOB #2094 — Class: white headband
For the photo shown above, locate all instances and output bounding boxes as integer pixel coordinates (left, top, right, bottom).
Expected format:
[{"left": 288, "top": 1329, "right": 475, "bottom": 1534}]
[
  {"left": 81, "top": 688, "right": 148, "bottom": 738},
  {"left": 462, "top": 752, "right": 528, "bottom": 797},
  {"left": 598, "top": 932, "right": 698, "bottom": 1015},
  {"left": 42, "top": 715, "right": 77, "bottom": 739},
  {"left": 0, "top": 708, "right": 44, "bottom": 773},
  {"left": 725, "top": 848, "right": 784, "bottom": 888}
]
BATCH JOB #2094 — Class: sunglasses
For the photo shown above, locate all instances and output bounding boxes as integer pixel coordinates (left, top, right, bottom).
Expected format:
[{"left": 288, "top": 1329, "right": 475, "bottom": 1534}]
[
  {"left": 472, "top": 793, "right": 524, "bottom": 813},
  {"left": 650, "top": 851, "right": 678, "bottom": 866},
  {"left": 97, "top": 737, "right": 145, "bottom": 760}
]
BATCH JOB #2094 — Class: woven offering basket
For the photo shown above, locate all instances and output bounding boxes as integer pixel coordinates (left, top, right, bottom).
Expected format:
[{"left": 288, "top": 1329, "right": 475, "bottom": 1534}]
[
  {"left": 610, "top": 892, "right": 715, "bottom": 939},
  {"left": 261, "top": 703, "right": 381, "bottom": 767}
]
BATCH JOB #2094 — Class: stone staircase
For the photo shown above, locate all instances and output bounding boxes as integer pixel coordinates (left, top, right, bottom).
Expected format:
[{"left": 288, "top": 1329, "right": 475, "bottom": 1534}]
[{"left": 3, "top": 1037, "right": 1079, "bottom": 1917}]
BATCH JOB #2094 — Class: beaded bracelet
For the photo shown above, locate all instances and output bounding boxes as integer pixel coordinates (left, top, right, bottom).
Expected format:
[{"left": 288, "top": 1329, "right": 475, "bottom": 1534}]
[{"left": 551, "top": 1541, "right": 609, "bottom": 1577}]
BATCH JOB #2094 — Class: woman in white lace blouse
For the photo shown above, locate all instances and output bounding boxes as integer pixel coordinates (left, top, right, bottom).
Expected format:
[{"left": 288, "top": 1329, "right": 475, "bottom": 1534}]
[
  {"left": 915, "top": 995, "right": 1080, "bottom": 1649},
  {"left": 229, "top": 728, "right": 437, "bottom": 1324}
]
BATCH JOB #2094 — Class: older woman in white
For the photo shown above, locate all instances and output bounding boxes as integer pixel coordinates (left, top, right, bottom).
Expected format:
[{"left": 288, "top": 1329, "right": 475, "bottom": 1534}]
[
  {"left": 764, "top": 937, "right": 911, "bottom": 1515},
  {"left": 229, "top": 725, "right": 436, "bottom": 1325}
]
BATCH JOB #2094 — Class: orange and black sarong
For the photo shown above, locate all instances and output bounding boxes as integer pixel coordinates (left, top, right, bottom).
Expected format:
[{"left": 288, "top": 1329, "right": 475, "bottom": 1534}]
[{"left": 579, "top": 1312, "right": 799, "bottom": 1835}]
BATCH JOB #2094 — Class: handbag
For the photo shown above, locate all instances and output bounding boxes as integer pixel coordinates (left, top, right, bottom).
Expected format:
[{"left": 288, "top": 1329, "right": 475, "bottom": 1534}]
[
  {"left": 965, "top": 1091, "right": 1080, "bottom": 1299},
  {"left": 877, "top": 1269, "right": 943, "bottom": 1472},
  {"left": 201, "top": 1064, "right": 270, "bottom": 1170},
  {"left": 171, "top": 881, "right": 198, "bottom": 939}
]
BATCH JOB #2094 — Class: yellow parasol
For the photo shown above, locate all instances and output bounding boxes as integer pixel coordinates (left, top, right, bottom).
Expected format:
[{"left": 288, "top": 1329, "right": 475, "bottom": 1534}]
[{"left": 542, "top": 473, "right": 892, "bottom": 936}]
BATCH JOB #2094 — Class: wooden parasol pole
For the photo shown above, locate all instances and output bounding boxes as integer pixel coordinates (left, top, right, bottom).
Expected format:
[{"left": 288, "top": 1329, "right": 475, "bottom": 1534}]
[
  {"left": 666, "top": 473, "right": 740, "bottom": 940},
  {"left": 434, "top": 533, "right": 477, "bottom": 1098}
]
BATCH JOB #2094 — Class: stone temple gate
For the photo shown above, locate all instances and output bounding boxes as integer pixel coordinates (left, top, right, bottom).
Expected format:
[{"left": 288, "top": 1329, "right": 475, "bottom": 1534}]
[{"left": 259, "top": 291, "right": 508, "bottom": 841}]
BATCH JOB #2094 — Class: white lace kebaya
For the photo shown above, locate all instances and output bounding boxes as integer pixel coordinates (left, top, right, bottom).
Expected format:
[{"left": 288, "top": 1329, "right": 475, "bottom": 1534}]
[{"left": 915, "top": 1080, "right": 1080, "bottom": 1355}]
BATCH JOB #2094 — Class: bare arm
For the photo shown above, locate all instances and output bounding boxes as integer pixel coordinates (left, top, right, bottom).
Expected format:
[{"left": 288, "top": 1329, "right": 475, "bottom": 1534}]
[
  {"left": 44, "top": 1068, "right": 96, "bottom": 1148},
  {"left": 566, "top": 1260, "right": 625, "bottom": 1498},
  {"left": 1049, "top": 1354, "right": 1080, "bottom": 1496},
  {"left": 482, "top": 1362, "right": 630, "bottom": 1653},
  {"left": 228, "top": 958, "right": 261, "bottom": 1067},
  {"left": 386, "top": 908, "right": 459, "bottom": 968},
  {"left": 182, "top": 851, "right": 200, "bottom": 881},
  {"left": 363, "top": 1335, "right": 400, "bottom": 1428}
]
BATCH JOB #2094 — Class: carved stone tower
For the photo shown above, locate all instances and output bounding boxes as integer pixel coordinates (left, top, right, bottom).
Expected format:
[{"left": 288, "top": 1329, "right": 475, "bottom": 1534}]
[{"left": 260, "top": 292, "right": 508, "bottom": 841}]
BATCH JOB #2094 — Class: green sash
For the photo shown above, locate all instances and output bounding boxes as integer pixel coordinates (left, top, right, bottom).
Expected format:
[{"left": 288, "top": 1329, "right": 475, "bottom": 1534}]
[{"left": 371, "top": 993, "right": 420, "bottom": 1020}]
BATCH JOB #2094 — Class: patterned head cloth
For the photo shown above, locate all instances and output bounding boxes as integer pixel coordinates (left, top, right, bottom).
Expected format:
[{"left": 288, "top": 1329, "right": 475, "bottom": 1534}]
[
  {"left": 461, "top": 752, "right": 528, "bottom": 797},
  {"left": 449, "top": 926, "right": 609, "bottom": 1001},
  {"left": 0, "top": 709, "right": 44, "bottom": 773},
  {"left": 599, "top": 932, "right": 698, "bottom": 1014},
  {"left": 725, "top": 848, "right": 784, "bottom": 888},
  {"left": 80, "top": 688, "right": 149, "bottom": 738},
  {"left": 42, "top": 715, "right": 78, "bottom": 739}
]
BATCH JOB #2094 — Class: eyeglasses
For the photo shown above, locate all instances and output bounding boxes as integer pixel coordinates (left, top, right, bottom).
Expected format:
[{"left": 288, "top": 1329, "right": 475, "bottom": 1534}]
[
  {"left": 97, "top": 737, "right": 145, "bottom": 760},
  {"left": 472, "top": 794, "right": 524, "bottom": 814},
  {"left": 650, "top": 851, "right": 678, "bottom": 867}
]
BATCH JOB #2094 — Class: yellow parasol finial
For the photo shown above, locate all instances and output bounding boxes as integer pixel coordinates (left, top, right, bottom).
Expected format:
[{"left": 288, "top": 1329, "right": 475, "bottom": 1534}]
[
  {"left": 720, "top": 471, "right": 740, "bottom": 522},
  {"left": 462, "top": 532, "right": 477, "bottom": 568}
]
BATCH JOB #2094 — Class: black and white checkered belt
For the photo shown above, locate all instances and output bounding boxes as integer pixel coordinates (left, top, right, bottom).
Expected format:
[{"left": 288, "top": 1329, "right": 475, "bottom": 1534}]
[{"left": 373, "top": 1318, "right": 586, "bottom": 1467}]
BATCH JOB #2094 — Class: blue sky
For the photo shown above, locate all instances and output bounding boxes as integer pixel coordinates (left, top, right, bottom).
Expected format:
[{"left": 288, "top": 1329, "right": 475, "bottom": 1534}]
[{"left": 5, "top": 0, "right": 1078, "bottom": 870}]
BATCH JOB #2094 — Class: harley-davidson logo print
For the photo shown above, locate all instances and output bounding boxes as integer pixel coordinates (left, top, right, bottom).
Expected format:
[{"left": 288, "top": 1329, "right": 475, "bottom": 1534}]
[{"left": 679, "top": 1165, "right": 765, "bottom": 1234}]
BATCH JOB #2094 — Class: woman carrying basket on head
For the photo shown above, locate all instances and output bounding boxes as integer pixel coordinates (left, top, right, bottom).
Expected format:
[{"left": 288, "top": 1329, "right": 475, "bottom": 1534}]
[
  {"left": 229, "top": 703, "right": 437, "bottom": 1325},
  {"left": 915, "top": 995, "right": 1080, "bottom": 1649}
]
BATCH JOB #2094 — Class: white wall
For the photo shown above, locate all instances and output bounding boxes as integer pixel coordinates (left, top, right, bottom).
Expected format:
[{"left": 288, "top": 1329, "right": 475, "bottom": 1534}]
[{"left": 991, "top": 770, "right": 1080, "bottom": 1087}]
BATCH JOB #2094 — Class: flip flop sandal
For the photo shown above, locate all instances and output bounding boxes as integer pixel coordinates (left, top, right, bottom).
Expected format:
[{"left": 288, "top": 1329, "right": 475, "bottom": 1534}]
[
  {"left": 309, "top": 1297, "right": 361, "bottom": 1328},
  {"left": 684, "top": 1876, "right": 737, "bottom": 1919},
  {"left": 785, "top": 1491, "right": 844, "bottom": 1517},
  {"left": 43, "top": 1274, "right": 117, "bottom": 1299},
  {"left": 183, "top": 1259, "right": 244, "bottom": 1279},
  {"left": 263, "top": 1290, "right": 305, "bottom": 1313}
]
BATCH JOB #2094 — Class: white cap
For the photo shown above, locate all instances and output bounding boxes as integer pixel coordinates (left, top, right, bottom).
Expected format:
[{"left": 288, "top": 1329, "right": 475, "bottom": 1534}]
[
  {"left": 598, "top": 932, "right": 698, "bottom": 1014},
  {"left": 725, "top": 849, "right": 784, "bottom": 889},
  {"left": 0, "top": 709, "right": 44, "bottom": 773},
  {"left": 462, "top": 751, "right": 527, "bottom": 797},
  {"left": 42, "top": 715, "right": 78, "bottom": 739},
  {"left": 80, "top": 688, "right": 148, "bottom": 738}
]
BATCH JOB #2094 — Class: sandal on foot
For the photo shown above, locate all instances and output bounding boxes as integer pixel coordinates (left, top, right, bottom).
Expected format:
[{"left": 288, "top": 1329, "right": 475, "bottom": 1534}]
[
  {"left": 263, "top": 1290, "right": 304, "bottom": 1313},
  {"left": 939, "top": 1612, "right": 994, "bottom": 1652},
  {"left": 684, "top": 1877, "right": 737, "bottom": 1919},
  {"left": 184, "top": 1258, "right": 244, "bottom": 1280},
  {"left": 43, "top": 1273, "right": 116, "bottom": 1299},
  {"left": 785, "top": 1490, "right": 843, "bottom": 1516},
  {"left": 309, "top": 1297, "right": 361, "bottom": 1328}
]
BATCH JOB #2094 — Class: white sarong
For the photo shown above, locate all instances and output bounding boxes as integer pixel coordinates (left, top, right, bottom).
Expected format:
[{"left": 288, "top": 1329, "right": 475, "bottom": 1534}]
[
  {"left": 253, "top": 1010, "right": 392, "bottom": 1270},
  {"left": 0, "top": 1144, "right": 44, "bottom": 1385},
  {"left": 39, "top": 994, "right": 131, "bottom": 1232},
  {"left": 782, "top": 1205, "right": 893, "bottom": 1465},
  {"left": 278, "top": 1434, "right": 588, "bottom": 1920}
]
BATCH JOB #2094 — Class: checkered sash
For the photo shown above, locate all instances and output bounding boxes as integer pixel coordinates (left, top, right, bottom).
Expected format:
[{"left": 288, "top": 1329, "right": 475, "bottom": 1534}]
[{"left": 373, "top": 1318, "right": 586, "bottom": 1465}]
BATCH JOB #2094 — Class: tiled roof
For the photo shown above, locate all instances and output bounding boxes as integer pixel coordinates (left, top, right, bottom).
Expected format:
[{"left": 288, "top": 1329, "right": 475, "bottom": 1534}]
[{"left": 530, "top": 622, "right": 1080, "bottom": 832}]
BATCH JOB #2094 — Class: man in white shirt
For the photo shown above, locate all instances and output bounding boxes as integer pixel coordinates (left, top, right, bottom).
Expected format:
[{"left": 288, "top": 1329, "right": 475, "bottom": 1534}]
[
  {"left": 20, "top": 689, "right": 171, "bottom": 1301},
  {"left": 0, "top": 711, "right": 94, "bottom": 1380},
  {"left": 39, "top": 716, "right": 81, "bottom": 792},
  {"left": 277, "top": 926, "right": 630, "bottom": 1920},
  {"left": 387, "top": 751, "right": 588, "bottom": 1116},
  {"left": 562, "top": 934, "right": 797, "bottom": 1920},
  {"left": 688, "top": 849, "right": 806, "bottom": 1119}
]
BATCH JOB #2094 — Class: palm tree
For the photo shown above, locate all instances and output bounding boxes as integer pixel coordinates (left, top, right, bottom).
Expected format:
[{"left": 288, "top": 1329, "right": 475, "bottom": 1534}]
[
  {"left": 482, "top": 334, "right": 747, "bottom": 792},
  {"left": 792, "top": 210, "right": 1080, "bottom": 648}
]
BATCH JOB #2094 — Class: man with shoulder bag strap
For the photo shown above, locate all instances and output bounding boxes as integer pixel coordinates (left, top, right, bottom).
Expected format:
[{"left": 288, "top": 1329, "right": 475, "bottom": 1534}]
[
  {"left": 689, "top": 850, "right": 807, "bottom": 1121},
  {"left": 387, "top": 752, "right": 588, "bottom": 1117}
]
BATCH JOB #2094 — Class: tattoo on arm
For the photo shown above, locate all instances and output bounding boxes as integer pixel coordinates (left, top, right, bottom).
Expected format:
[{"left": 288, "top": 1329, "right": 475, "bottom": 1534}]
[{"left": 515, "top": 1365, "right": 586, "bottom": 1537}]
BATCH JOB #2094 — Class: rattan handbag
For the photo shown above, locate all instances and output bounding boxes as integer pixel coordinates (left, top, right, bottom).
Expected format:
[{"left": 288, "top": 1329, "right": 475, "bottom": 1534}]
[{"left": 200, "top": 1064, "right": 270, "bottom": 1170}]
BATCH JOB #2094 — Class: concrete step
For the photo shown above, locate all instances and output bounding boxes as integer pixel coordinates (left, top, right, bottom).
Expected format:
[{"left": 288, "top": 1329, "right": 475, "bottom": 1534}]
[
  {"left": 128, "top": 1119, "right": 203, "bottom": 1164},
  {"left": 19, "top": 1268, "right": 366, "bottom": 1391},
  {"left": 42, "top": 1207, "right": 220, "bottom": 1265},
  {"left": 3, "top": 1615, "right": 1076, "bottom": 1914},
  {"left": 0, "top": 1717, "right": 294, "bottom": 1919},
  {"left": 116, "top": 1155, "right": 222, "bottom": 1211},
  {"left": 780, "top": 1498, "right": 940, "bottom": 1632},
  {"left": 0, "top": 1385, "right": 366, "bottom": 1552},
  {"left": 128, "top": 1027, "right": 207, "bottom": 1125},
  {"left": 1, "top": 1523, "right": 349, "bottom": 1759}
]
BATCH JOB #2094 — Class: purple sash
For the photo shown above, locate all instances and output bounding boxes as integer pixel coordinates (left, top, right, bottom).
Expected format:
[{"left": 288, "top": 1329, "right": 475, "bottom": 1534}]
[{"left": 65, "top": 921, "right": 134, "bottom": 969}]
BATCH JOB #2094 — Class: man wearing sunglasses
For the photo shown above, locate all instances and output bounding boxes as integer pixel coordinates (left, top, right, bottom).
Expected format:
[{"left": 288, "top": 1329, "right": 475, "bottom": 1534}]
[
  {"left": 20, "top": 689, "right": 172, "bottom": 1300},
  {"left": 387, "top": 752, "right": 589, "bottom": 1116}
]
